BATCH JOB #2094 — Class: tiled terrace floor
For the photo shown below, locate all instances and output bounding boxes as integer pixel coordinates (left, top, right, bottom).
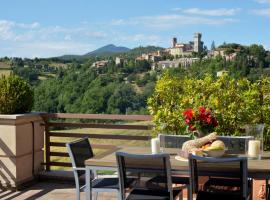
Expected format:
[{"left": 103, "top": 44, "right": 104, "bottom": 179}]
[
  {"left": 0, "top": 179, "right": 267, "bottom": 200},
  {"left": 0, "top": 181, "right": 118, "bottom": 200}
]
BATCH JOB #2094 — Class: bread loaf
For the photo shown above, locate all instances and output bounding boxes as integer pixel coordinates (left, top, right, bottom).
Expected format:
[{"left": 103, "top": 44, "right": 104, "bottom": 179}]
[{"left": 182, "top": 132, "right": 217, "bottom": 152}]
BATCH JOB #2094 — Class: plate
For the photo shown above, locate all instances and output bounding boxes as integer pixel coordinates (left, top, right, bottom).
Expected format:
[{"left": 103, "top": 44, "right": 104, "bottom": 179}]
[
  {"left": 203, "top": 149, "right": 225, "bottom": 158},
  {"left": 175, "top": 155, "right": 188, "bottom": 162}
]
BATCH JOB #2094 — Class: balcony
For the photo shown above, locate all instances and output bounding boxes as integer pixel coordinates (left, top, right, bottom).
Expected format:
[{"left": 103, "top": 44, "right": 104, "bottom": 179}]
[{"left": 0, "top": 113, "right": 268, "bottom": 200}]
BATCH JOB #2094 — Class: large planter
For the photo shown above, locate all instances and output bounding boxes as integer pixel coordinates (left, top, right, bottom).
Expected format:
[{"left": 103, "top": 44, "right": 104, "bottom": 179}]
[{"left": 0, "top": 113, "right": 44, "bottom": 189}]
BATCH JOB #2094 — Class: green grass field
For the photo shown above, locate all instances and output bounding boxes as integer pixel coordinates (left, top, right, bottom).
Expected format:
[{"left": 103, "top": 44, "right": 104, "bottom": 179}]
[
  {"left": 0, "top": 69, "right": 11, "bottom": 76},
  {"left": 0, "top": 61, "right": 10, "bottom": 68},
  {"left": 50, "top": 121, "right": 153, "bottom": 170}
]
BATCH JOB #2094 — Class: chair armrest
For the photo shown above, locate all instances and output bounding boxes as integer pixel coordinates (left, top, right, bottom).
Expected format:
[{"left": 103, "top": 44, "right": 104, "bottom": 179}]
[
  {"left": 73, "top": 167, "right": 86, "bottom": 171},
  {"left": 73, "top": 167, "right": 98, "bottom": 178}
]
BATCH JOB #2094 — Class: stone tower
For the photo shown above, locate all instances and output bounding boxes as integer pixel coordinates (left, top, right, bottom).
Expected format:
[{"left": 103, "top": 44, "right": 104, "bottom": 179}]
[
  {"left": 172, "top": 37, "right": 177, "bottom": 47},
  {"left": 193, "top": 33, "right": 202, "bottom": 53}
]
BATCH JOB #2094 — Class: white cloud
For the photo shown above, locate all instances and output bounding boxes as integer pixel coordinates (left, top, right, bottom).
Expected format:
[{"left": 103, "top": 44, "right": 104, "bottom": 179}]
[
  {"left": 255, "top": 0, "right": 270, "bottom": 3},
  {"left": 111, "top": 15, "right": 237, "bottom": 29},
  {"left": 6, "top": 42, "right": 95, "bottom": 58},
  {"left": 111, "top": 19, "right": 126, "bottom": 26},
  {"left": 0, "top": 20, "right": 15, "bottom": 40},
  {"left": 84, "top": 31, "right": 107, "bottom": 39},
  {"left": 173, "top": 8, "right": 241, "bottom": 16},
  {"left": 17, "top": 22, "right": 40, "bottom": 29},
  {"left": 252, "top": 9, "right": 270, "bottom": 17},
  {"left": 0, "top": 19, "right": 112, "bottom": 57},
  {"left": 114, "top": 34, "right": 162, "bottom": 45},
  {"left": 64, "top": 35, "right": 72, "bottom": 41},
  {"left": 0, "top": 20, "right": 41, "bottom": 41}
]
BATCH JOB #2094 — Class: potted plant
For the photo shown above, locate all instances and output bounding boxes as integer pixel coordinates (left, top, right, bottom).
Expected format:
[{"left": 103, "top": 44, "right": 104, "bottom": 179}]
[
  {"left": 183, "top": 106, "right": 218, "bottom": 138},
  {"left": 0, "top": 75, "right": 44, "bottom": 189}
]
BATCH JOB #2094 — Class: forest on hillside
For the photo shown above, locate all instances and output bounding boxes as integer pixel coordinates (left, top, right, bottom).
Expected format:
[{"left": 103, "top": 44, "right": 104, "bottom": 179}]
[{"left": 1, "top": 44, "right": 270, "bottom": 114}]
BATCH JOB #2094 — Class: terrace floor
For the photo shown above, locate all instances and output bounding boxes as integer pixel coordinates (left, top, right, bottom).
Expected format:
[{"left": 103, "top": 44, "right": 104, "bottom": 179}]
[
  {"left": 0, "top": 179, "right": 266, "bottom": 200},
  {"left": 0, "top": 181, "right": 118, "bottom": 200}
]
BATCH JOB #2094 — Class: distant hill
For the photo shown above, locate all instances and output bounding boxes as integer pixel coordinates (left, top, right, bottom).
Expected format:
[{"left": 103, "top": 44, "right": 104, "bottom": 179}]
[
  {"left": 57, "top": 45, "right": 164, "bottom": 60},
  {"left": 57, "top": 44, "right": 130, "bottom": 60},
  {"left": 85, "top": 44, "right": 130, "bottom": 56},
  {"left": 125, "top": 46, "right": 165, "bottom": 57}
]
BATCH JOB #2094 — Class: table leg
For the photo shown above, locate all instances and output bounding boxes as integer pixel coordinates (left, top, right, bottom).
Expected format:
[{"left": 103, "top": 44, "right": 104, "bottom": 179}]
[
  {"left": 86, "top": 166, "right": 91, "bottom": 200},
  {"left": 266, "top": 179, "right": 269, "bottom": 200}
]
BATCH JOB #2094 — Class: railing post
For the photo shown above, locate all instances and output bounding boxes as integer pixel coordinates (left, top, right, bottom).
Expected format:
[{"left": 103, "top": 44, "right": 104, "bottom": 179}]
[{"left": 44, "top": 119, "right": 51, "bottom": 171}]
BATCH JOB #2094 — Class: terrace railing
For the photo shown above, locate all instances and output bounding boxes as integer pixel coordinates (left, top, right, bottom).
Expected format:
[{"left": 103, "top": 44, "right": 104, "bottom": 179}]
[{"left": 41, "top": 113, "right": 153, "bottom": 171}]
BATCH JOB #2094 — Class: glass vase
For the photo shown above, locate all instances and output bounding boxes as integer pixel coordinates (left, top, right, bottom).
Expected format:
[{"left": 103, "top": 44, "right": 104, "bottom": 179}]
[{"left": 245, "top": 124, "right": 264, "bottom": 160}]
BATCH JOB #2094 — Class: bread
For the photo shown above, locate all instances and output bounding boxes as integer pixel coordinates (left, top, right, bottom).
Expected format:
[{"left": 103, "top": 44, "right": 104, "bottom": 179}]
[{"left": 182, "top": 132, "right": 217, "bottom": 152}]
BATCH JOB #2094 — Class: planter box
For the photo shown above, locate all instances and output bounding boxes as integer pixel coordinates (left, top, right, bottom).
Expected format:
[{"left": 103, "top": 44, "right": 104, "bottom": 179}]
[{"left": 0, "top": 113, "right": 44, "bottom": 188}]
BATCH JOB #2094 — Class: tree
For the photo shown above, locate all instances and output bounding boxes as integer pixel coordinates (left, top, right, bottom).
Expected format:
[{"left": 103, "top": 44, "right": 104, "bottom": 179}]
[
  {"left": 107, "top": 83, "right": 138, "bottom": 114},
  {"left": 211, "top": 41, "right": 216, "bottom": 51},
  {"left": 248, "top": 44, "right": 266, "bottom": 68}
]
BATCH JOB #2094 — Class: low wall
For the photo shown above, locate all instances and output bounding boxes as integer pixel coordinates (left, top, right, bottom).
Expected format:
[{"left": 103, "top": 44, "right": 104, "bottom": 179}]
[{"left": 0, "top": 113, "right": 44, "bottom": 188}]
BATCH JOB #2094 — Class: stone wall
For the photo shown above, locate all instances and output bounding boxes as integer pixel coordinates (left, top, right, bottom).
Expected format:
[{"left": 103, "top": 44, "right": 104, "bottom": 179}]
[{"left": 0, "top": 113, "right": 44, "bottom": 188}]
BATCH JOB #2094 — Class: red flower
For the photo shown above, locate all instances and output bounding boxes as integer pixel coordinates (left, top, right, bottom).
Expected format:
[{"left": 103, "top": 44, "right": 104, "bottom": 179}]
[
  {"left": 183, "top": 108, "right": 193, "bottom": 120},
  {"left": 189, "top": 124, "right": 196, "bottom": 131},
  {"left": 199, "top": 106, "right": 206, "bottom": 114},
  {"left": 185, "top": 118, "right": 190, "bottom": 124},
  {"left": 206, "top": 117, "right": 212, "bottom": 124},
  {"left": 182, "top": 106, "right": 218, "bottom": 133}
]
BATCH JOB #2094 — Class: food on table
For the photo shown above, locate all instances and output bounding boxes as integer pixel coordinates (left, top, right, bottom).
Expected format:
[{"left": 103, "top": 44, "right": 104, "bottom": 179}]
[
  {"left": 182, "top": 132, "right": 217, "bottom": 153},
  {"left": 191, "top": 149, "right": 204, "bottom": 157},
  {"left": 210, "top": 140, "right": 225, "bottom": 150},
  {"left": 181, "top": 133, "right": 226, "bottom": 158}
]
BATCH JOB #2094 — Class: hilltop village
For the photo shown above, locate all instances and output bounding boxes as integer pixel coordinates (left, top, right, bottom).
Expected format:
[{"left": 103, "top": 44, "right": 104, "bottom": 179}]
[{"left": 92, "top": 33, "right": 235, "bottom": 71}]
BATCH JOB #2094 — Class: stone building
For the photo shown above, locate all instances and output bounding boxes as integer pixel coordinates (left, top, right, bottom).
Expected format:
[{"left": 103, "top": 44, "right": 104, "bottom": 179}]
[
  {"left": 115, "top": 57, "right": 124, "bottom": 65},
  {"left": 168, "top": 33, "right": 204, "bottom": 56}
]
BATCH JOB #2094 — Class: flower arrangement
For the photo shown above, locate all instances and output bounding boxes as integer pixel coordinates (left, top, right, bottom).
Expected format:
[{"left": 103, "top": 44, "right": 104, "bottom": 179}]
[{"left": 183, "top": 106, "right": 218, "bottom": 137}]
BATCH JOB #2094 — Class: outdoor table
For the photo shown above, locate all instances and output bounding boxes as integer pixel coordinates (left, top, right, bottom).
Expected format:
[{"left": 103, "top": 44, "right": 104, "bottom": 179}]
[{"left": 85, "top": 146, "right": 270, "bottom": 200}]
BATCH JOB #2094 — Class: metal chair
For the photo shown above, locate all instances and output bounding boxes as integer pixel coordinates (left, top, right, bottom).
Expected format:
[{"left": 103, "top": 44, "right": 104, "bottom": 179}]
[
  {"left": 116, "top": 152, "right": 183, "bottom": 200},
  {"left": 218, "top": 136, "right": 254, "bottom": 154},
  {"left": 159, "top": 134, "right": 190, "bottom": 149},
  {"left": 158, "top": 134, "right": 191, "bottom": 199},
  {"left": 188, "top": 154, "right": 250, "bottom": 200},
  {"left": 159, "top": 134, "right": 254, "bottom": 154},
  {"left": 66, "top": 138, "right": 121, "bottom": 200}
]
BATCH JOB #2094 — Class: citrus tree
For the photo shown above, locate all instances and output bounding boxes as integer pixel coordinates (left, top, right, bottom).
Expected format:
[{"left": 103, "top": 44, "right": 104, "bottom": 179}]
[{"left": 148, "top": 73, "right": 270, "bottom": 139}]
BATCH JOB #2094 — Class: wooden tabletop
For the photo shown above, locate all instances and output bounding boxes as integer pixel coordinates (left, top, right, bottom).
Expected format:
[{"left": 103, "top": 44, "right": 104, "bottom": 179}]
[{"left": 85, "top": 146, "right": 270, "bottom": 179}]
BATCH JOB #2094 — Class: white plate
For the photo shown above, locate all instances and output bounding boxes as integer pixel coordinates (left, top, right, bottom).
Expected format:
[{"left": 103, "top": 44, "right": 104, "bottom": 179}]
[{"left": 175, "top": 155, "right": 188, "bottom": 162}]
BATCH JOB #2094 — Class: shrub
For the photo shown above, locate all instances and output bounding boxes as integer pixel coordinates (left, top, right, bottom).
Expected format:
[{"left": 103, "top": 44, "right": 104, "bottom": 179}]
[
  {"left": 148, "top": 73, "right": 270, "bottom": 138},
  {"left": 0, "top": 75, "right": 34, "bottom": 114}
]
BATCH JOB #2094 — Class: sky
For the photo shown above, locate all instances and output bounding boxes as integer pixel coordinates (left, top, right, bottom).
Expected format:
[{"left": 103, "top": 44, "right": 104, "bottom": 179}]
[{"left": 0, "top": 0, "right": 270, "bottom": 58}]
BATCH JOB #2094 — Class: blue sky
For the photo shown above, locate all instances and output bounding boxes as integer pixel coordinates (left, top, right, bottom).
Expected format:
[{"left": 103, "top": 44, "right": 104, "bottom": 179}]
[{"left": 0, "top": 0, "right": 270, "bottom": 58}]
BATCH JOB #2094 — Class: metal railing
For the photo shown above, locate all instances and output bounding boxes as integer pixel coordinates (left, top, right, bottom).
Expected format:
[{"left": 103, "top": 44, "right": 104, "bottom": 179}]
[{"left": 41, "top": 113, "right": 153, "bottom": 171}]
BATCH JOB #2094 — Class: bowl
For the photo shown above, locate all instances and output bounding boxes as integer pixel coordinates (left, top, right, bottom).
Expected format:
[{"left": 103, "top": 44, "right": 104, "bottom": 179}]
[{"left": 203, "top": 149, "right": 225, "bottom": 158}]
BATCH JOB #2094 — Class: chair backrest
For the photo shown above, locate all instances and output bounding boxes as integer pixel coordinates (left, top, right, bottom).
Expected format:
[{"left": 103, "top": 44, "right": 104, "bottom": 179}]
[
  {"left": 159, "top": 134, "right": 254, "bottom": 154},
  {"left": 188, "top": 154, "right": 248, "bottom": 198},
  {"left": 66, "top": 138, "right": 94, "bottom": 175},
  {"left": 159, "top": 134, "right": 190, "bottom": 148},
  {"left": 218, "top": 136, "right": 254, "bottom": 154},
  {"left": 116, "top": 152, "right": 173, "bottom": 200}
]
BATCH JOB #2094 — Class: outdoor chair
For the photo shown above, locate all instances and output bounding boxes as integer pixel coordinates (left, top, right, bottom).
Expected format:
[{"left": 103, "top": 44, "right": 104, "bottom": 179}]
[
  {"left": 155, "top": 134, "right": 191, "bottom": 199},
  {"left": 116, "top": 152, "right": 183, "bottom": 200},
  {"left": 159, "top": 134, "right": 190, "bottom": 149},
  {"left": 66, "top": 138, "right": 125, "bottom": 200},
  {"left": 159, "top": 134, "right": 254, "bottom": 154},
  {"left": 218, "top": 136, "right": 254, "bottom": 154},
  {"left": 188, "top": 154, "right": 250, "bottom": 200},
  {"left": 157, "top": 134, "right": 254, "bottom": 200}
]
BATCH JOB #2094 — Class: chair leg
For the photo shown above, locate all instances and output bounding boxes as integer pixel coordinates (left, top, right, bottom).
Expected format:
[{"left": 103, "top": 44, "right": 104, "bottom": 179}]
[
  {"left": 118, "top": 191, "right": 122, "bottom": 200},
  {"left": 76, "top": 187, "right": 80, "bottom": 200},
  {"left": 93, "top": 192, "right": 98, "bottom": 200},
  {"left": 187, "top": 185, "right": 192, "bottom": 200},
  {"left": 74, "top": 173, "right": 81, "bottom": 200}
]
